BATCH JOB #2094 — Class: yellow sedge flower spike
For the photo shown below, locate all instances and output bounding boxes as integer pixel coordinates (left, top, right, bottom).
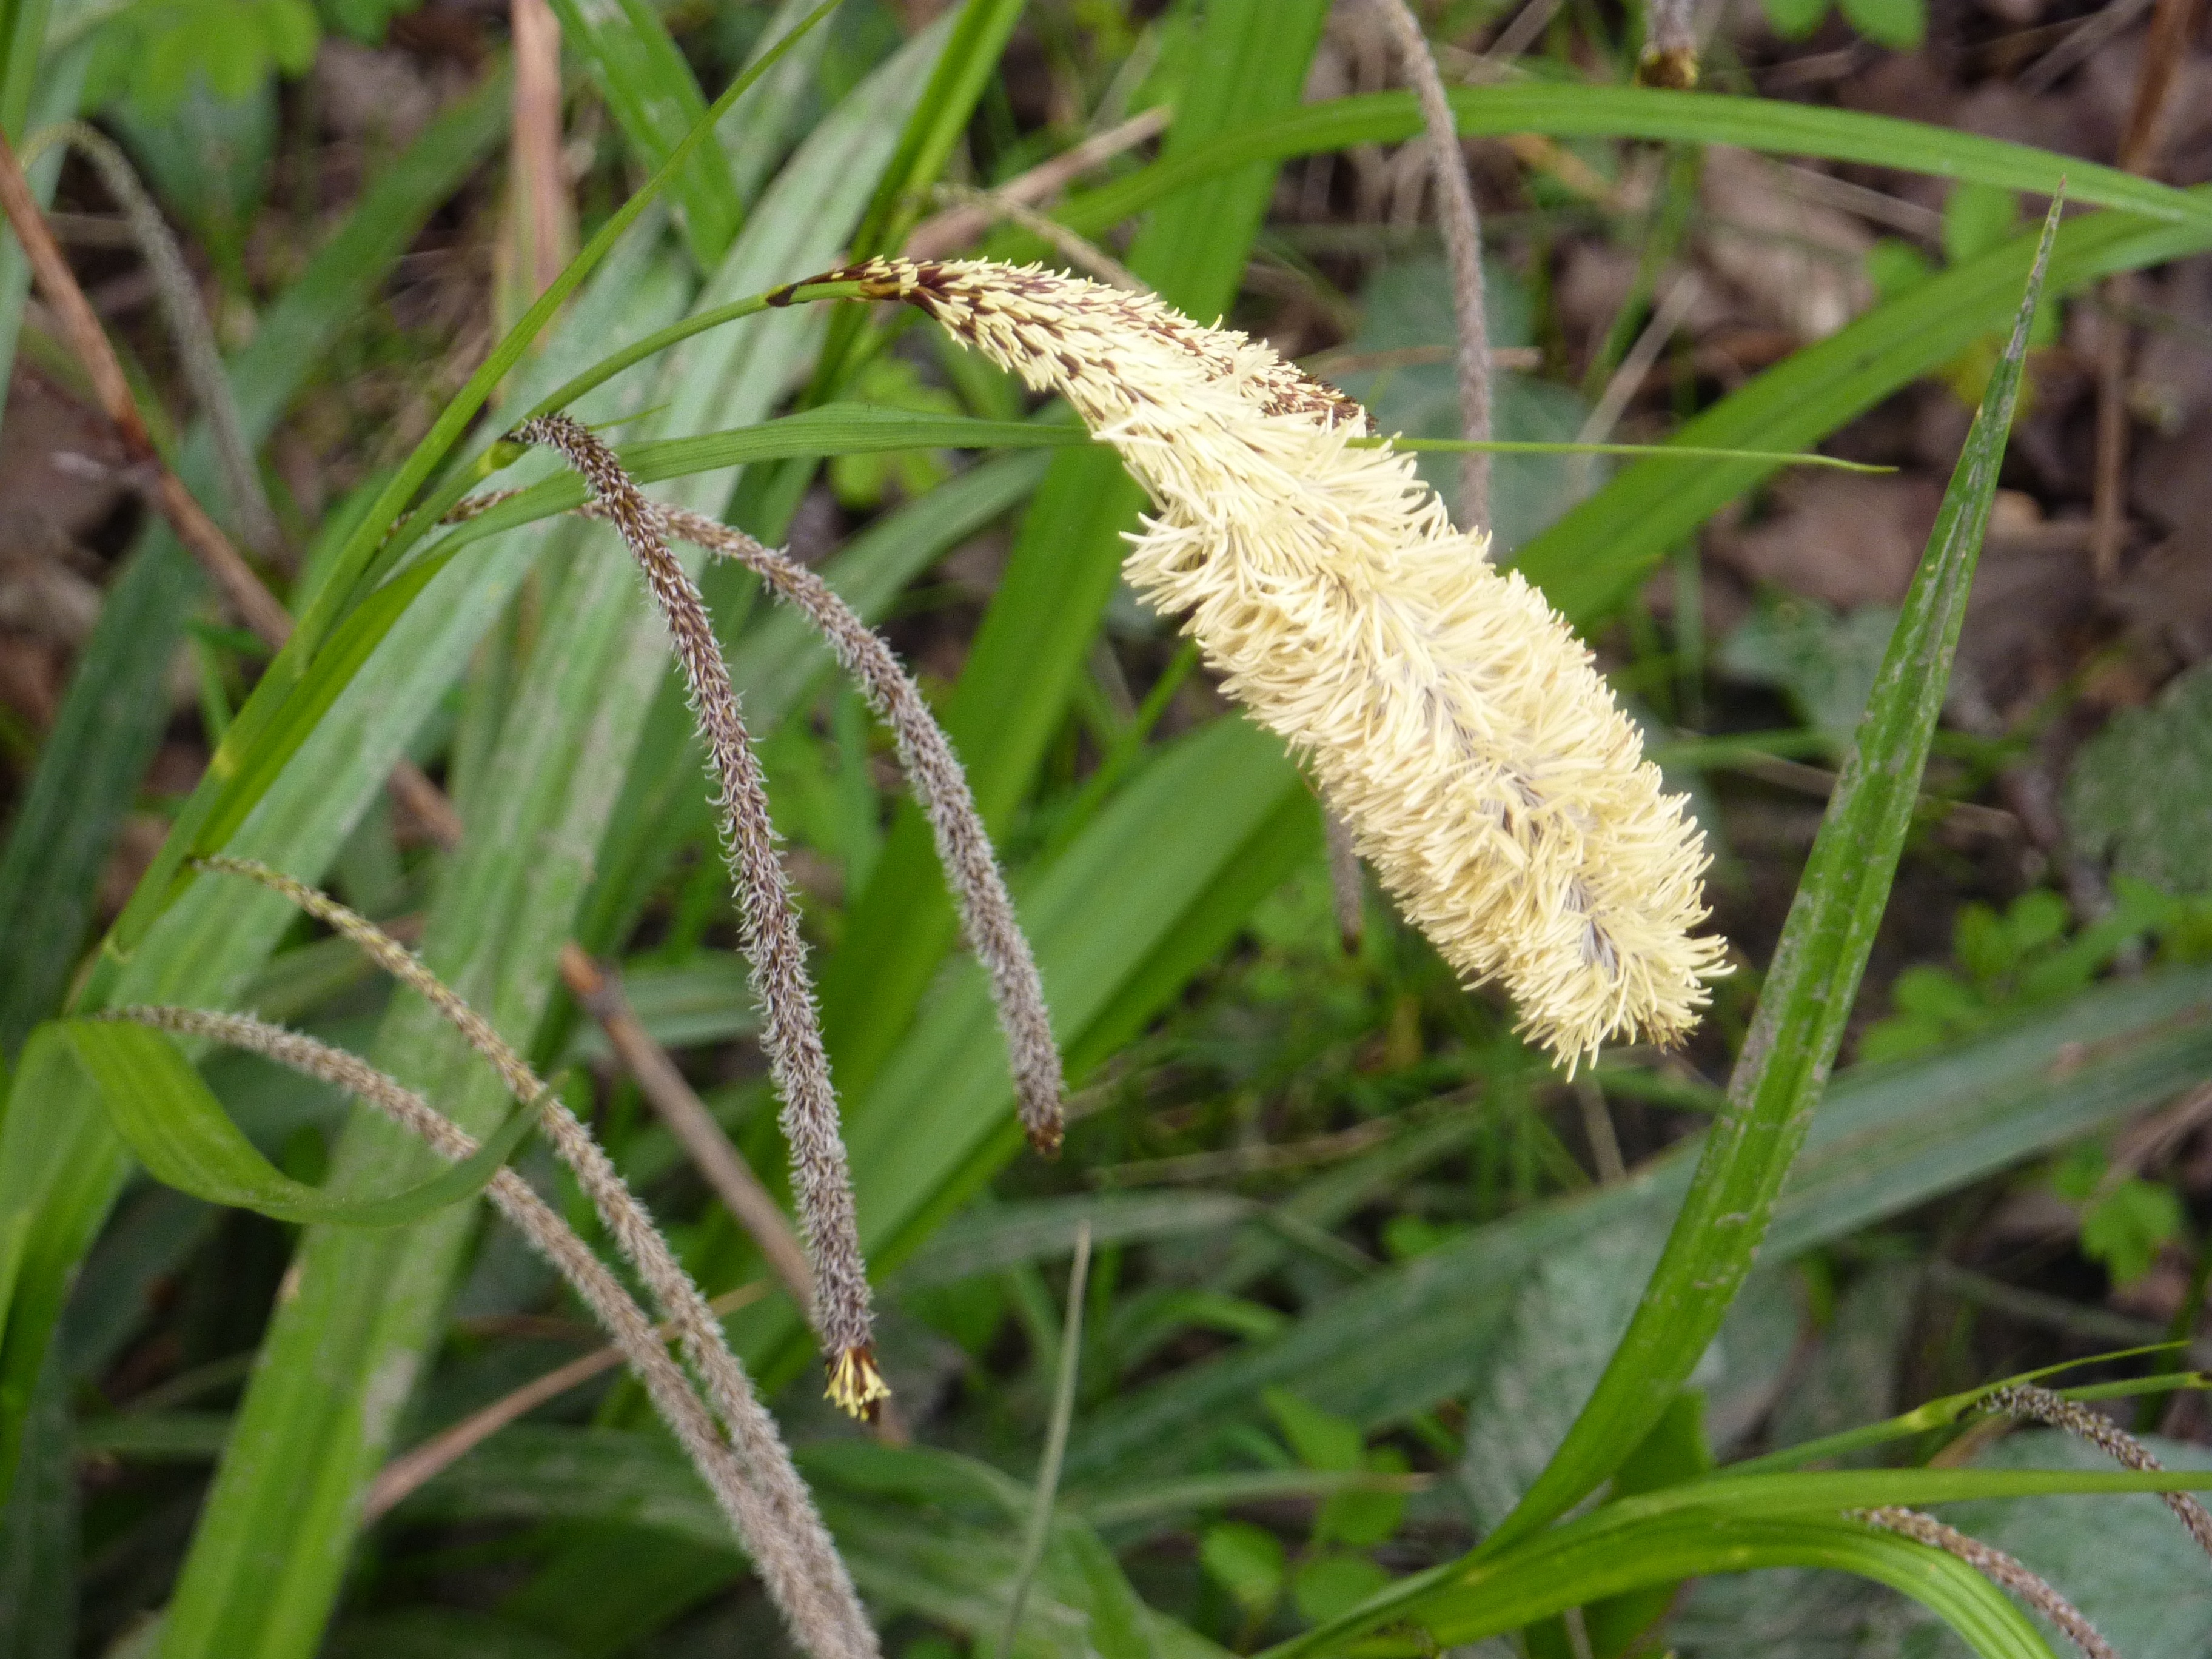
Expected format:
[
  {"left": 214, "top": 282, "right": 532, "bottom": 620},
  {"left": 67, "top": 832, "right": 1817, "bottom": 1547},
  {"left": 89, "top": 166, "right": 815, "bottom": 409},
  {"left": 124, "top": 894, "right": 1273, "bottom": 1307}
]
[{"left": 779, "top": 258, "right": 1727, "bottom": 1066}]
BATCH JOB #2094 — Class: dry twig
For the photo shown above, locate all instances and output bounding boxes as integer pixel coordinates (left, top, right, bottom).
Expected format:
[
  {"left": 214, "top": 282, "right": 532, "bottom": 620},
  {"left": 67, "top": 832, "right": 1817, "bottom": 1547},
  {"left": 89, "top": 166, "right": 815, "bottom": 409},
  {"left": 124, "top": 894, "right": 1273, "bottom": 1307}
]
[
  {"left": 0, "top": 127, "right": 290, "bottom": 643},
  {"left": 1369, "top": 0, "right": 1492, "bottom": 529}
]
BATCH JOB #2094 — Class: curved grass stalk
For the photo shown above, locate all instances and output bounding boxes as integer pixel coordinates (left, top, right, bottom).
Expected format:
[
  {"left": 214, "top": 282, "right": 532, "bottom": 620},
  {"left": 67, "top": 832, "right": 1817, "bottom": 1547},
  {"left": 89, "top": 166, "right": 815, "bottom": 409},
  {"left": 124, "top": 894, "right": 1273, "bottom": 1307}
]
[
  {"left": 619, "top": 497, "right": 1066, "bottom": 1157},
  {"left": 101, "top": 1006, "right": 877, "bottom": 1659},
  {"left": 501, "top": 420, "right": 887, "bottom": 1417},
  {"left": 1368, "top": 0, "right": 1490, "bottom": 529},
  {"left": 1980, "top": 1382, "right": 2212, "bottom": 1560},
  {"left": 1855, "top": 1507, "right": 2114, "bottom": 1659},
  {"left": 192, "top": 854, "right": 877, "bottom": 1424}
]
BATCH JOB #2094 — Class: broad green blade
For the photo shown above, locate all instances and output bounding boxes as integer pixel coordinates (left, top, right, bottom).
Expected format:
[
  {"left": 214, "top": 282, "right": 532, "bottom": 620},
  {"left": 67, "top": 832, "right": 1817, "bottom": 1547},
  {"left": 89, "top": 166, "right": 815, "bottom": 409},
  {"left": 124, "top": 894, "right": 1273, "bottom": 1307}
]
[
  {"left": 545, "top": 0, "right": 742, "bottom": 269},
  {"left": 57, "top": 1022, "right": 540, "bottom": 1228},
  {"left": 1486, "top": 198, "right": 2068, "bottom": 1554}
]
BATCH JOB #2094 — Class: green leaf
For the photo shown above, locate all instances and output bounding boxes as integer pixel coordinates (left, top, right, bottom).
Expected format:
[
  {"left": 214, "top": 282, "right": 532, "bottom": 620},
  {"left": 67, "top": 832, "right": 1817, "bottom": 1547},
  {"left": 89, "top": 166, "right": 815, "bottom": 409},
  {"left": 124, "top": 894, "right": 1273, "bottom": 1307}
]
[
  {"left": 1758, "top": 0, "right": 1831, "bottom": 38},
  {"left": 1201, "top": 1521, "right": 1287, "bottom": 1617},
  {"left": 0, "top": 75, "right": 509, "bottom": 1060},
  {"left": 545, "top": 0, "right": 742, "bottom": 269},
  {"left": 2079, "top": 1178, "right": 2186, "bottom": 1287},
  {"left": 101, "top": 0, "right": 843, "bottom": 959},
  {"left": 57, "top": 1021, "right": 541, "bottom": 1228},
  {"left": 1516, "top": 204, "right": 2210, "bottom": 629},
  {"left": 1291, "top": 1555, "right": 1391, "bottom": 1627},
  {"left": 1048, "top": 87, "right": 2211, "bottom": 249},
  {"left": 1718, "top": 596, "right": 1900, "bottom": 748},
  {"left": 1263, "top": 1390, "right": 1364, "bottom": 1474},
  {"left": 1483, "top": 196, "right": 2067, "bottom": 1558},
  {"left": 1838, "top": 0, "right": 1925, "bottom": 48},
  {"left": 2065, "top": 659, "right": 2212, "bottom": 895},
  {"left": 1946, "top": 181, "right": 2023, "bottom": 265},
  {"left": 1061, "top": 958, "right": 2212, "bottom": 1489}
]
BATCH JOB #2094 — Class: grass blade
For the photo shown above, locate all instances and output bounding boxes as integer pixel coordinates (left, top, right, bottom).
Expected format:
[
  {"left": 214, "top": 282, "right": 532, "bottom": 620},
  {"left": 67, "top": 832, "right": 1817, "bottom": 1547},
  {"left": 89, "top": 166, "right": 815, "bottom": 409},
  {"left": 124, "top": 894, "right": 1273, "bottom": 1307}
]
[
  {"left": 101, "top": 1, "right": 840, "bottom": 958},
  {"left": 57, "top": 1020, "right": 542, "bottom": 1228},
  {"left": 1483, "top": 196, "right": 2068, "bottom": 1554},
  {"left": 997, "top": 1222, "right": 1091, "bottom": 1659},
  {"left": 545, "top": 0, "right": 742, "bottom": 269},
  {"left": 1044, "top": 86, "right": 2210, "bottom": 247}
]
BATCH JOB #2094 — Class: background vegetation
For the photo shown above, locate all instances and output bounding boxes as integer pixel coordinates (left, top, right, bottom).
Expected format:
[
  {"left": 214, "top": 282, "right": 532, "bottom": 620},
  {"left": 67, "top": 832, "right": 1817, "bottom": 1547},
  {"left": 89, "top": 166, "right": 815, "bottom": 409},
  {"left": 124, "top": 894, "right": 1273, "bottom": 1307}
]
[{"left": 4, "top": 0, "right": 2212, "bottom": 1655}]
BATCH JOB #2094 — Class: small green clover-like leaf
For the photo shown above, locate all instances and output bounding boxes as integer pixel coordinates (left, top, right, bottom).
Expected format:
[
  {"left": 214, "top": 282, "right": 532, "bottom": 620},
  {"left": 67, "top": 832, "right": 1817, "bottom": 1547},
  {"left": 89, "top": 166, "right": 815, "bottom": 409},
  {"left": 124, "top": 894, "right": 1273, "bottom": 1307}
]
[
  {"left": 2080, "top": 1178, "right": 2186, "bottom": 1287},
  {"left": 1200, "top": 1521, "right": 1287, "bottom": 1617},
  {"left": 1943, "top": 183, "right": 2021, "bottom": 266},
  {"left": 1759, "top": 0, "right": 1832, "bottom": 38},
  {"left": 1839, "top": 0, "right": 1925, "bottom": 47},
  {"left": 1262, "top": 1388, "right": 1363, "bottom": 1473},
  {"left": 2066, "top": 660, "right": 2212, "bottom": 897},
  {"left": 1865, "top": 238, "right": 1935, "bottom": 303},
  {"left": 1292, "top": 1553, "right": 1393, "bottom": 1626},
  {"left": 1313, "top": 1449, "right": 1410, "bottom": 1549}
]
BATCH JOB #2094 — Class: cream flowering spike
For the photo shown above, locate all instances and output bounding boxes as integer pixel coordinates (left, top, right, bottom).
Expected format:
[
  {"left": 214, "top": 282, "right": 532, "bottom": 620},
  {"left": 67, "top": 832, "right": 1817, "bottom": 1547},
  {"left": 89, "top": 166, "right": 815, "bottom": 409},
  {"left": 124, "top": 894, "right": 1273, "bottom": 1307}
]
[{"left": 775, "top": 258, "right": 1727, "bottom": 1065}]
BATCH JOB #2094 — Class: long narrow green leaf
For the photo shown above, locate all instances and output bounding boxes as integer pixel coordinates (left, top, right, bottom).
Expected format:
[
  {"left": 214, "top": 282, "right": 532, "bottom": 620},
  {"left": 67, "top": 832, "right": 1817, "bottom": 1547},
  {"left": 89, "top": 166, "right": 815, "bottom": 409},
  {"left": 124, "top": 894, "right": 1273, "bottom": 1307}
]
[
  {"left": 1044, "top": 86, "right": 2210, "bottom": 247},
  {"left": 154, "top": 32, "right": 954, "bottom": 1655},
  {"left": 812, "top": 0, "right": 1027, "bottom": 393},
  {"left": 1484, "top": 199, "right": 2066, "bottom": 1555},
  {"left": 58, "top": 1022, "right": 540, "bottom": 1228},
  {"left": 0, "top": 217, "right": 689, "bottom": 1513},
  {"left": 1406, "top": 1515, "right": 2056, "bottom": 1659},
  {"left": 545, "top": 0, "right": 742, "bottom": 269}
]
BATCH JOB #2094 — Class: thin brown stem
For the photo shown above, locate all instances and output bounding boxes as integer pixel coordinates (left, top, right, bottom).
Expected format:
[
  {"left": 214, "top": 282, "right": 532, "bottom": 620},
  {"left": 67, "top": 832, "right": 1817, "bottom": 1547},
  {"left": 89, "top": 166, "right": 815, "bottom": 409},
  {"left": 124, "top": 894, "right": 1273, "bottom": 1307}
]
[
  {"left": 1370, "top": 0, "right": 1490, "bottom": 531},
  {"left": 25, "top": 121, "right": 281, "bottom": 558},
  {"left": 509, "top": 415, "right": 884, "bottom": 1418},
  {"left": 102, "top": 1007, "right": 877, "bottom": 1659},
  {"left": 631, "top": 499, "right": 1066, "bottom": 1158},
  {"left": 903, "top": 107, "right": 1170, "bottom": 261},
  {"left": 1855, "top": 1507, "right": 2115, "bottom": 1659},
  {"left": 0, "top": 127, "right": 292, "bottom": 646},
  {"left": 1979, "top": 1382, "right": 2212, "bottom": 1561},
  {"left": 366, "top": 1279, "right": 769, "bottom": 1521}
]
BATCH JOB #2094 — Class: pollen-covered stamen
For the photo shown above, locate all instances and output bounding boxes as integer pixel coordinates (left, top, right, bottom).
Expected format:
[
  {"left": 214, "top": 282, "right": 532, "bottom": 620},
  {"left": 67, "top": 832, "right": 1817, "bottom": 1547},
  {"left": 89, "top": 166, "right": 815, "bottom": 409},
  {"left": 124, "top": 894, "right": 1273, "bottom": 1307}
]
[
  {"left": 826, "top": 1346, "right": 892, "bottom": 1423},
  {"left": 783, "top": 258, "right": 1729, "bottom": 1067}
]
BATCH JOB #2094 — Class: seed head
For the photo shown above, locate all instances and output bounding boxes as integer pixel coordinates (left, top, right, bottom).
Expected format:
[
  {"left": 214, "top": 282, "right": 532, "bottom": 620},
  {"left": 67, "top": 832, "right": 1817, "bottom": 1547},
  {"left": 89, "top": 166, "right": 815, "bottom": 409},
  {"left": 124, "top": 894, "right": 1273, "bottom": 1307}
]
[{"left": 790, "top": 257, "right": 1728, "bottom": 1065}]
